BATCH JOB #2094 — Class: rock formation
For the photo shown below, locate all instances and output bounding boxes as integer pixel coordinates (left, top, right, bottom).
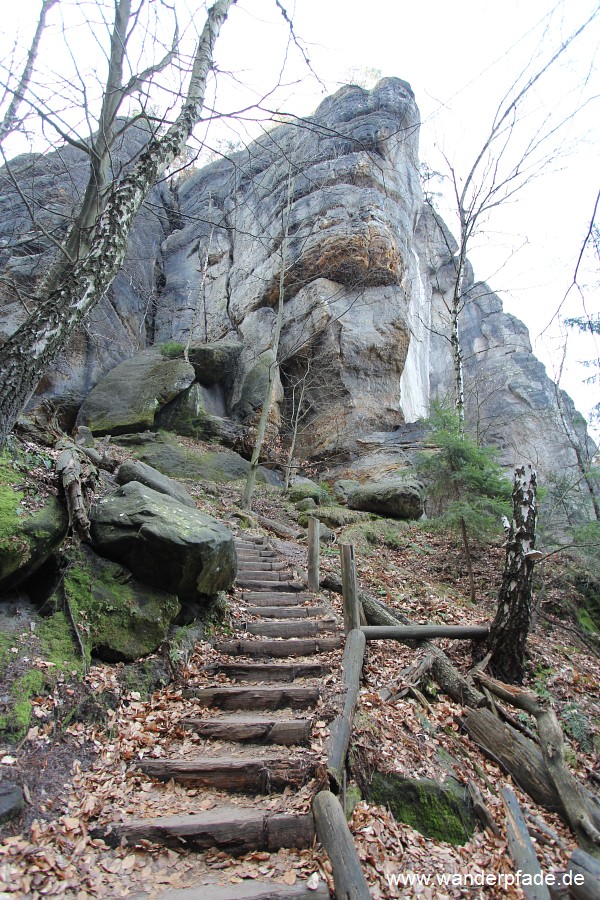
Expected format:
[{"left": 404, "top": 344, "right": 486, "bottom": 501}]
[{"left": 0, "top": 79, "right": 594, "bottom": 482}]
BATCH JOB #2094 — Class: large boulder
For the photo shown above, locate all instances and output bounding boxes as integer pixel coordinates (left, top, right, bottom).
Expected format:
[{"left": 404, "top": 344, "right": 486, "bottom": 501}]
[
  {"left": 347, "top": 477, "right": 423, "bottom": 520},
  {"left": 116, "top": 459, "right": 196, "bottom": 508},
  {"left": 62, "top": 546, "right": 180, "bottom": 662},
  {"left": 76, "top": 348, "right": 195, "bottom": 436},
  {"left": 187, "top": 340, "right": 244, "bottom": 387},
  {"left": 90, "top": 481, "right": 236, "bottom": 599},
  {"left": 0, "top": 490, "right": 68, "bottom": 591}
]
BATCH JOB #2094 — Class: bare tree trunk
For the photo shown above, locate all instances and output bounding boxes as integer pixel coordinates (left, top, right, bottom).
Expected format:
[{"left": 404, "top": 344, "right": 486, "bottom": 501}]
[
  {"left": 0, "top": 0, "right": 236, "bottom": 451},
  {"left": 487, "top": 465, "right": 538, "bottom": 683}
]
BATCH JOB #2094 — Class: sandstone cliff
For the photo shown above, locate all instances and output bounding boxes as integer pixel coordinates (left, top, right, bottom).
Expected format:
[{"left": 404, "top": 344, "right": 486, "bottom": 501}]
[{"left": 0, "top": 79, "right": 592, "bottom": 479}]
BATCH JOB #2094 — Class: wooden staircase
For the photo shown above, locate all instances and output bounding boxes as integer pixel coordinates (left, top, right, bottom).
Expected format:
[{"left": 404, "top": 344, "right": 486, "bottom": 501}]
[{"left": 111, "top": 532, "right": 344, "bottom": 899}]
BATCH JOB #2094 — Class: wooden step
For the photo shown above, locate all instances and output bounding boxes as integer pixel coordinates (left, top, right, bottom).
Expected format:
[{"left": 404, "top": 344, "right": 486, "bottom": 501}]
[
  {"left": 237, "top": 561, "right": 288, "bottom": 572},
  {"left": 187, "top": 685, "right": 320, "bottom": 710},
  {"left": 215, "top": 637, "right": 343, "bottom": 658},
  {"left": 113, "top": 806, "right": 315, "bottom": 854},
  {"left": 242, "top": 592, "right": 313, "bottom": 606},
  {"left": 246, "top": 620, "right": 339, "bottom": 639},
  {"left": 235, "top": 541, "right": 269, "bottom": 550},
  {"left": 138, "top": 755, "right": 315, "bottom": 792},
  {"left": 237, "top": 579, "right": 305, "bottom": 592},
  {"left": 155, "top": 880, "right": 330, "bottom": 899},
  {"left": 246, "top": 605, "right": 329, "bottom": 619},
  {"left": 237, "top": 570, "right": 287, "bottom": 582},
  {"left": 183, "top": 715, "right": 312, "bottom": 744},
  {"left": 236, "top": 551, "right": 279, "bottom": 561},
  {"left": 204, "top": 662, "right": 330, "bottom": 682}
]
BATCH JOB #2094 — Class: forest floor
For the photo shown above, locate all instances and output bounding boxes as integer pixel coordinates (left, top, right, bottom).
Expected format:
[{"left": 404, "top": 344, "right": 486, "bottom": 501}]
[{"left": 0, "top": 440, "right": 599, "bottom": 899}]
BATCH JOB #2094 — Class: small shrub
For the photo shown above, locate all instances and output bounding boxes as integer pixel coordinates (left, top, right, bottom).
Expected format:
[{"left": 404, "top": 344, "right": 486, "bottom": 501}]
[{"left": 159, "top": 341, "right": 185, "bottom": 359}]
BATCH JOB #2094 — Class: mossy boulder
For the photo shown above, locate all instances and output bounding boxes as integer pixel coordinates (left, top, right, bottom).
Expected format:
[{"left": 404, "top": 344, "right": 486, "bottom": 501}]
[
  {"left": 288, "top": 481, "right": 330, "bottom": 505},
  {"left": 333, "top": 479, "right": 360, "bottom": 503},
  {"left": 61, "top": 546, "right": 180, "bottom": 662},
  {"left": 0, "top": 468, "right": 68, "bottom": 590},
  {"left": 367, "top": 771, "right": 475, "bottom": 844},
  {"left": 76, "top": 348, "right": 195, "bottom": 436},
  {"left": 90, "top": 481, "right": 236, "bottom": 600},
  {"left": 116, "top": 459, "right": 195, "bottom": 508},
  {"left": 187, "top": 340, "right": 243, "bottom": 387},
  {"left": 347, "top": 477, "right": 423, "bottom": 520},
  {"left": 295, "top": 497, "right": 317, "bottom": 512},
  {"left": 135, "top": 433, "right": 280, "bottom": 485},
  {"left": 312, "top": 506, "right": 366, "bottom": 528}
]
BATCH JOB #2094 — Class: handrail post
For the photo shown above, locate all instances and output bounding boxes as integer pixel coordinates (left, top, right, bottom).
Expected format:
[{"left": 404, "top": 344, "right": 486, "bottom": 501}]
[
  {"left": 340, "top": 543, "right": 360, "bottom": 633},
  {"left": 307, "top": 516, "right": 320, "bottom": 593}
]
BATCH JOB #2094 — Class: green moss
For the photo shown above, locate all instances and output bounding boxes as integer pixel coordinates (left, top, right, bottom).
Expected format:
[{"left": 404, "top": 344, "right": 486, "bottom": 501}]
[
  {"left": 578, "top": 607, "right": 598, "bottom": 633},
  {"left": 159, "top": 341, "right": 185, "bottom": 359},
  {"left": 368, "top": 771, "right": 475, "bottom": 845},
  {"left": 0, "top": 451, "right": 30, "bottom": 580},
  {"left": 38, "top": 611, "right": 84, "bottom": 671}
]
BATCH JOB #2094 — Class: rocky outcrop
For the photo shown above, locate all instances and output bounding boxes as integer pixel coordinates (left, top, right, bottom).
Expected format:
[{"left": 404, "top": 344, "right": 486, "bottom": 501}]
[
  {"left": 0, "top": 80, "right": 593, "bottom": 483},
  {"left": 90, "top": 481, "right": 236, "bottom": 600}
]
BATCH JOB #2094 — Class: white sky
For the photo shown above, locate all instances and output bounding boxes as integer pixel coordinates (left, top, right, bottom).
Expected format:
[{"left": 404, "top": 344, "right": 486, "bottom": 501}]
[{"left": 2, "top": 0, "right": 600, "bottom": 435}]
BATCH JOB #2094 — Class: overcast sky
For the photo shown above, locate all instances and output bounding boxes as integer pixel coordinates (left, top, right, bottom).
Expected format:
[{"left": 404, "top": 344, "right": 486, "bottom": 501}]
[{"left": 3, "top": 0, "right": 600, "bottom": 433}]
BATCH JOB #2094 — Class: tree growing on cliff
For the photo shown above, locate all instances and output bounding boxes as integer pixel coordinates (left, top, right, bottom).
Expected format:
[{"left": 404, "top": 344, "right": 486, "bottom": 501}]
[{"left": 424, "top": 5, "right": 599, "bottom": 431}]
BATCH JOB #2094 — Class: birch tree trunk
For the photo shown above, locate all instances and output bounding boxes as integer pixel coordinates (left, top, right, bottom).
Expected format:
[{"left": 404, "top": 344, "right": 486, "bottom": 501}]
[
  {"left": 0, "top": 0, "right": 236, "bottom": 451},
  {"left": 487, "top": 464, "right": 538, "bottom": 684}
]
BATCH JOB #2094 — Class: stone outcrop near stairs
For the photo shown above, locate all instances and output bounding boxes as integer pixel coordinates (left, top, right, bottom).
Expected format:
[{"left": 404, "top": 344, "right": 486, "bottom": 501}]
[{"left": 0, "top": 80, "right": 592, "bottom": 476}]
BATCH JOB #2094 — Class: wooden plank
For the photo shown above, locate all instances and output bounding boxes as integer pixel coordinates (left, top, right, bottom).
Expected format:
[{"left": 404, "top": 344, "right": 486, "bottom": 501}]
[
  {"left": 361, "top": 624, "right": 489, "bottom": 641},
  {"left": 246, "top": 605, "right": 329, "bottom": 619},
  {"left": 242, "top": 592, "right": 312, "bottom": 606},
  {"left": 154, "top": 877, "right": 330, "bottom": 899},
  {"left": 246, "top": 619, "right": 338, "bottom": 639},
  {"left": 237, "top": 579, "right": 305, "bottom": 592},
  {"left": 313, "top": 791, "right": 370, "bottom": 899},
  {"left": 187, "top": 685, "right": 320, "bottom": 710},
  {"left": 327, "top": 628, "right": 366, "bottom": 786},
  {"left": 183, "top": 716, "right": 312, "bottom": 745},
  {"left": 566, "top": 847, "right": 600, "bottom": 899},
  {"left": 308, "top": 517, "right": 320, "bottom": 593},
  {"left": 238, "top": 571, "right": 286, "bottom": 582},
  {"left": 501, "top": 787, "right": 551, "bottom": 900},
  {"left": 138, "top": 756, "right": 315, "bottom": 792},
  {"left": 237, "top": 561, "right": 288, "bottom": 572},
  {"left": 207, "top": 663, "right": 330, "bottom": 682},
  {"left": 214, "top": 637, "right": 342, "bottom": 658},
  {"left": 340, "top": 544, "right": 360, "bottom": 633},
  {"left": 114, "top": 807, "right": 316, "bottom": 856}
]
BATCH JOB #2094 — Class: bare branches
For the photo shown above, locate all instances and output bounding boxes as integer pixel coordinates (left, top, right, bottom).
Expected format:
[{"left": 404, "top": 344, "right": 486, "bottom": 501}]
[{"left": 0, "top": 0, "right": 58, "bottom": 144}]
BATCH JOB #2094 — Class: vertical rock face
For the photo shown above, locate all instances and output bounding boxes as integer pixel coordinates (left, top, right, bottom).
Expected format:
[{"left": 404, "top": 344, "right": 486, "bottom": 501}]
[{"left": 0, "top": 80, "right": 593, "bottom": 476}]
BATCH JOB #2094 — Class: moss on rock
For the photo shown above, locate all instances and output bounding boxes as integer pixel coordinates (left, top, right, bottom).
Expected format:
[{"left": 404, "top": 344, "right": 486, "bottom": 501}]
[
  {"left": 367, "top": 771, "right": 475, "bottom": 844},
  {"left": 0, "top": 451, "right": 68, "bottom": 590},
  {"left": 60, "top": 546, "right": 181, "bottom": 662}
]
